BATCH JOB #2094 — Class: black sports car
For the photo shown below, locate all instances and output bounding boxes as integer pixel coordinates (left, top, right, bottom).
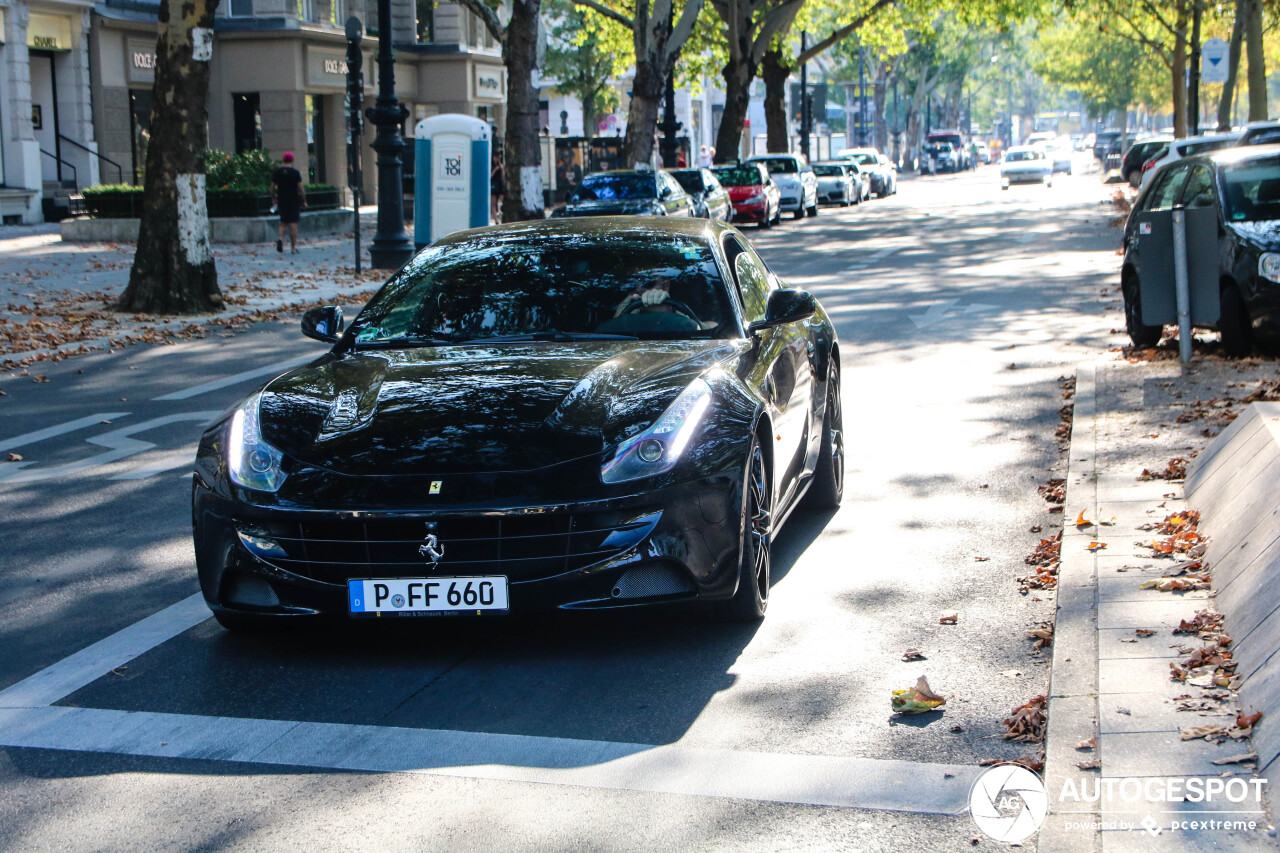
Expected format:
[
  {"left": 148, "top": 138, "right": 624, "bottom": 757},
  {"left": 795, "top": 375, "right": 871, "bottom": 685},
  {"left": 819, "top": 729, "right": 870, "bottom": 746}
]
[
  {"left": 193, "top": 217, "right": 843, "bottom": 630},
  {"left": 551, "top": 170, "right": 695, "bottom": 218}
]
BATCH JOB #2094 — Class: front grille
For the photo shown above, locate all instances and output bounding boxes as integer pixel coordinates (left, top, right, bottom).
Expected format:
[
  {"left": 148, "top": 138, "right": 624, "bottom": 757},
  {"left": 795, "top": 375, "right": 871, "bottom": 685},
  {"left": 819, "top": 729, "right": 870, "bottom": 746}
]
[{"left": 247, "top": 510, "right": 660, "bottom": 585}]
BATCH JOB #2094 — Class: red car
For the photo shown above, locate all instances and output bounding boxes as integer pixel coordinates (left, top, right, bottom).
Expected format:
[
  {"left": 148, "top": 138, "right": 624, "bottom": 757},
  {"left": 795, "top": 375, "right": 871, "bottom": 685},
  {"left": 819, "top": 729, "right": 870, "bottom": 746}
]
[{"left": 712, "top": 163, "right": 781, "bottom": 228}]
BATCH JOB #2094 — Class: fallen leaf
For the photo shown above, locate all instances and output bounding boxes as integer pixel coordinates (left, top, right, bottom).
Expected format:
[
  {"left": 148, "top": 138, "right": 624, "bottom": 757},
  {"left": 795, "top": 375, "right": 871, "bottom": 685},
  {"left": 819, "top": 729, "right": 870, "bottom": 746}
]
[
  {"left": 1076, "top": 510, "right": 1093, "bottom": 527},
  {"left": 1086, "top": 542, "right": 1108, "bottom": 551},
  {"left": 1075, "top": 737, "right": 1096, "bottom": 751},
  {"left": 6, "top": 453, "right": 22, "bottom": 462},
  {"left": 1212, "top": 752, "right": 1258, "bottom": 766},
  {"left": 1000, "top": 670, "right": 1023, "bottom": 678},
  {"left": 1135, "top": 629, "right": 1156, "bottom": 637},
  {"left": 1077, "top": 760, "right": 1101, "bottom": 770},
  {"left": 1238, "top": 711, "right": 1263, "bottom": 730},
  {"left": 902, "top": 648, "right": 926, "bottom": 662},
  {"left": 939, "top": 612, "right": 959, "bottom": 625},
  {"left": 892, "top": 676, "right": 947, "bottom": 714},
  {"left": 974, "top": 556, "right": 990, "bottom": 562},
  {"left": 1181, "top": 724, "right": 1229, "bottom": 741}
]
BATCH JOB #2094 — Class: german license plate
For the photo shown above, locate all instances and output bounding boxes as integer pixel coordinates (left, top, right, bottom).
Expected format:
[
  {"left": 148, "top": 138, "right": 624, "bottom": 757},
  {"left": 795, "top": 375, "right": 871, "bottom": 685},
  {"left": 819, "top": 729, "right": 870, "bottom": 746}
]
[{"left": 347, "top": 577, "right": 509, "bottom": 616}]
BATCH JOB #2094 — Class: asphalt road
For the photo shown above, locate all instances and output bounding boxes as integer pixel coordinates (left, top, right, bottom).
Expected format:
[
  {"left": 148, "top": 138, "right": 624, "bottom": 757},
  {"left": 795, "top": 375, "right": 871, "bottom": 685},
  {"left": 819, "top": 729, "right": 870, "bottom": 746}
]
[{"left": 0, "top": 158, "right": 1127, "bottom": 851}]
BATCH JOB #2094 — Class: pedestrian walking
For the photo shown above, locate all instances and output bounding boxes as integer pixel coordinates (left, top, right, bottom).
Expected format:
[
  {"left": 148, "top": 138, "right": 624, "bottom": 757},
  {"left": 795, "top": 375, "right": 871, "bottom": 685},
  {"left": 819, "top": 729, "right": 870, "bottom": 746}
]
[
  {"left": 271, "top": 152, "right": 306, "bottom": 254},
  {"left": 698, "top": 145, "right": 713, "bottom": 168}
]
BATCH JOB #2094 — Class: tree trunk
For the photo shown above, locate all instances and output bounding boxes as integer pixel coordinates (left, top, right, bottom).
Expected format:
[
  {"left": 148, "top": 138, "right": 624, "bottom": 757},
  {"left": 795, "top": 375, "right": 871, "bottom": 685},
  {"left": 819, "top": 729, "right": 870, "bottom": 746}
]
[
  {"left": 1244, "top": 0, "right": 1267, "bottom": 121},
  {"left": 118, "top": 0, "right": 220, "bottom": 314},
  {"left": 715, "top": 55, "right": 755, "bottom": 163},
  {"left": 1218, "top": 0, "right": 1246, "bottom": 130},
  {"left": 904, "top": 108, "right": 920, "bottom": 172},
  {"left": 1172, "top": 0, "right": 1189, "bottom": 137},
  {"left": 873, "top": 66, "right": 887, "bottom": 153},
  {"left": 761, "top": 48, "right": 791, "bottom": 153},
  {"left": 501, "top": 0, "right": 545, "bottom": 222},
  {"left": 623, "top": 59, "right": 664, "bottom": 168}
]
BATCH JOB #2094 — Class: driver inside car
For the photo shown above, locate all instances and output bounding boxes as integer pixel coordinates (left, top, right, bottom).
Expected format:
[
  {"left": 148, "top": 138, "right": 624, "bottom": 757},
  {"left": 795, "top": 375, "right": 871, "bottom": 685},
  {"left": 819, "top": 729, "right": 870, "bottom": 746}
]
[{"left": 614, "top": 275, "right": 675, "bottom": 316}]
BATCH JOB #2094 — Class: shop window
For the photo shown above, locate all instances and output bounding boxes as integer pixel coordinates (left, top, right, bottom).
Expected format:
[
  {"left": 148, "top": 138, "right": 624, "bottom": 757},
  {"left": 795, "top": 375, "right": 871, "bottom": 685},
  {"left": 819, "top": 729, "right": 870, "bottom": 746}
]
[
  {"left": 298, "top": 0, "right": 314, "bottom": 20},
  {"left": 129, "top": 90, "right": 153, "bottom": 184},
  {"left": 233, "top": 92, "right": 262, "bottom": 154},
  {"left": 329, "top": 0, "right": 343, "bottom": 25},
  {"left": 415, "top": 0, "right": 433, "bottom": 42},
  {"left": 228, "top": 0, "right": 253, "bottom": 16},
  {"left": 305, "top": 94, "right": 326, "bottom": 183}
]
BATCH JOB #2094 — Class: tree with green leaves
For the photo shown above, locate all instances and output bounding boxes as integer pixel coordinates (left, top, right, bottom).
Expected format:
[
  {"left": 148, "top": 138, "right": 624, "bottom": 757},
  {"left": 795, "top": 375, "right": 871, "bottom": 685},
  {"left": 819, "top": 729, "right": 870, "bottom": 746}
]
[
  {"left": 1036, "top": 19, "right": 1163, "bottom": 129},
  {"left": 455, "top": 0, "right": 546, "bottom": 221},
  {"left": 543, "top": 0, "right": 632, "bottom": 139},
  {"left": 570, "top": 0, "right": 707, "bottom": 167}
]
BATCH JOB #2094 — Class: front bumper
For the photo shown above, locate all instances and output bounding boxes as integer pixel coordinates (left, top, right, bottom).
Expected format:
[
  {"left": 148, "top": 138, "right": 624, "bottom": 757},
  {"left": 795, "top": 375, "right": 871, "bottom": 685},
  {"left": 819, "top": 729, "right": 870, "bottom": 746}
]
[
  {"left": 193, "top": 468, "right": 746, "bottom": 622},
  {"left": 731, "top": 200, "right": 769, "bottom": 222},
  {"left": 1002, "top": 170, "right": 1050, "bottom": 184}
]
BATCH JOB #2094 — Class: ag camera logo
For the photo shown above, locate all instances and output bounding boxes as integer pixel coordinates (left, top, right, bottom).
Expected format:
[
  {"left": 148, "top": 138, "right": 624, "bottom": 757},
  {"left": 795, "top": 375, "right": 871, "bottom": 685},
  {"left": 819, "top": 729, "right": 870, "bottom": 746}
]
[{"left": 970, "top": 764, "right": 1049, "bottom": 843}]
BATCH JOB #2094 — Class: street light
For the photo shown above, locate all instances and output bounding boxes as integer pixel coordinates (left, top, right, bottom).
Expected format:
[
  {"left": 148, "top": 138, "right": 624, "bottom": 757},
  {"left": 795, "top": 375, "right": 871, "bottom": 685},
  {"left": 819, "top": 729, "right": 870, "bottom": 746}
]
[{"left": 366, "top": 0, "right": 414, "bottom": 269}]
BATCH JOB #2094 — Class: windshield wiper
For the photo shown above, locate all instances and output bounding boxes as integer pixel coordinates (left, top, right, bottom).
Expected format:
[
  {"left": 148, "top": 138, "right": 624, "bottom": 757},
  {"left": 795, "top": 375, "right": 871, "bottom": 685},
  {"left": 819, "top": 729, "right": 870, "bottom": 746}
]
[{"left": 465, "top": 331, "right": 638, "bottom": 343}]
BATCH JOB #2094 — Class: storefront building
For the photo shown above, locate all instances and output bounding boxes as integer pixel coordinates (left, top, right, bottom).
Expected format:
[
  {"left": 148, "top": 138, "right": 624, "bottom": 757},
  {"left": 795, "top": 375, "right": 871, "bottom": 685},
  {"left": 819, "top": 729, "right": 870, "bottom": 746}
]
[
  {"left": 90, "top": 0, "right": 506, "bottom": 210},
  {"left": 1, "top": 0, "right": 101, "bottom": 223}
]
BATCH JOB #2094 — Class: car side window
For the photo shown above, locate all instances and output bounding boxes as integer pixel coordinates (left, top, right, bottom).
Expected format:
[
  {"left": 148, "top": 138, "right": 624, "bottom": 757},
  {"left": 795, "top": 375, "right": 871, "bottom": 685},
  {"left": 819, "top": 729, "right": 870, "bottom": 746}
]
[
  {"left": 1149, "top": 166, "right": 1191, "bottom": 212},
  {"left": 733, "top": 252, "right": 771, "bottom": 325},
  {"left": 1179, "top": 167, "right": 1215, "bottom": 209}
]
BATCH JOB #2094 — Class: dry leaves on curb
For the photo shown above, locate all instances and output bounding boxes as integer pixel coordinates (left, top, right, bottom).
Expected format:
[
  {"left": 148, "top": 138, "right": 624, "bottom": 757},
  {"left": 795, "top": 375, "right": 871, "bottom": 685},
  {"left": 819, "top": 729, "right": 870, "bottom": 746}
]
[
  {"left": 1019, "top": 532, "right": 1061, "bottom": 593},
  {"left": 1003, "top": 695, "right": 1048, "bottom": 743},
  {"left": 1028, "top": 625, "right": 1054, "bottom": 650},
  {"left": 1139, "top": 457, "right": 1190, "bottom": 481},
  {"left": 979, "top": 755, "right": 1045, "bottom": 773},
  {"left": 891, "top": 676, "right": 947, "bottom": 715}
]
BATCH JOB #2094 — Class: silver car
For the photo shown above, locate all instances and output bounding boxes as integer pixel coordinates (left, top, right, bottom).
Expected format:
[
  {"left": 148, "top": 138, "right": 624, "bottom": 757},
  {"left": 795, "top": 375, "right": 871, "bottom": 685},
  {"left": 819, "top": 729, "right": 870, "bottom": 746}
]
[
  {"left": 812, "top": 162, "right": 858, "bottom": 206},
  {"left": 746, "top": 154, "right": 819, "bottom": 219},
  {"left": 1000, "top": 146, "right": 1053, "bottom": 189}
]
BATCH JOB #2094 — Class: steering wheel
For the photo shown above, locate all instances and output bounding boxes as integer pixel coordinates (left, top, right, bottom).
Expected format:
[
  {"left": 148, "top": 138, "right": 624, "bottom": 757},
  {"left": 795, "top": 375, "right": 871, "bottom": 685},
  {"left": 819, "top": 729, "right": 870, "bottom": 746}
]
[{"left": 621, "top": 297, "right": 701, "bottom": 324}]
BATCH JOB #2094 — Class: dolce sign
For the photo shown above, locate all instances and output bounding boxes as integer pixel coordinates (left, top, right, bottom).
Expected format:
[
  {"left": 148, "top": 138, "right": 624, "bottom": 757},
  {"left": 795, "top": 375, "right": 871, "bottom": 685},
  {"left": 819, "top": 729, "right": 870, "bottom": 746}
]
[
  {"left": 133, "top": 51, "right": 156, "bottom": 70},
  {"left": 323, "top": 58, "right": 349, "bottom": 75}
]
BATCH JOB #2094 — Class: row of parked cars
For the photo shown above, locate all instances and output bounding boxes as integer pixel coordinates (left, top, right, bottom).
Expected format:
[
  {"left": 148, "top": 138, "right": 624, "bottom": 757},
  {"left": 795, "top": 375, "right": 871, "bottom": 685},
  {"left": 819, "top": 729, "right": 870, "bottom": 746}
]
[
  {"left": 1114, "top": 122, "right": 1280, "bottom": 188},
  {"left": 552, "top": 148, "right": 899, "bottom": 228}
]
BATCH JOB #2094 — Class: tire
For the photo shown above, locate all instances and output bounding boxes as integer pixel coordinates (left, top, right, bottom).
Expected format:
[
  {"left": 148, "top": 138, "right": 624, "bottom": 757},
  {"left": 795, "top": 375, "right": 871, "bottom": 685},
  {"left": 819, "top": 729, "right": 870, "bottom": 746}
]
[
  {"left": 804, "top": 364, "right": 844, "bottom": 510},
  {"left": 793, "top": 205, "right": 805, "bottom": 220},
  {"left": 1123, "top": 272, "right": 1162, "bottom": 347},
  {"left": 718, "top": 436, "right": 771, "bottom": 622},
  {"left": 758, "top": 212, "right": 771, "bottom": 229},
  {"left": 807, "top": 202, "right": 819, "bottom": 217},
  {"left": 1220, "top": 284, "right": 1253, "bottom": 357},
  {"left": 1127, "top": 171, "right": 1141, "bottom": 189}
]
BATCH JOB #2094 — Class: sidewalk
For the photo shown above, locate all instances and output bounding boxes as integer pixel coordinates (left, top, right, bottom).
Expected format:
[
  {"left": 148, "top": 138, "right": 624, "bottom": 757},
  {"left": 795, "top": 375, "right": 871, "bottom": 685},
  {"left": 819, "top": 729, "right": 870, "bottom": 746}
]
[
  {"left": 1041, "top": 354, "right": 1280, "bottom": 852},
  {"left": 0, "top": 209, "right": 391, "bottom": 371}
]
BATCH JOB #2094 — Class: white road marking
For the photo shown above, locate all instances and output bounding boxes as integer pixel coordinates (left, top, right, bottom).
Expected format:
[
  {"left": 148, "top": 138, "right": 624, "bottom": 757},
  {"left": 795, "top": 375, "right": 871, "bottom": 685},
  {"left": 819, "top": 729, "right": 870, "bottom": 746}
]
[
  {"left": 0, "top": 592, "right": 981, "bottom": 814},
  {"left": 0, "top": 412, "right": 219, "bottom": 484},
  {"left": 0, "top": 593, "right": 209, "bottom": 708},
  {"left": 909, "top": 300, "right": 999, "bottom": 329},
  {"left": 151, "top": 356, "right": 310, "bottom": 401},
  {"left": 0, "top": 413, "right": 131, "bottom": 454}
]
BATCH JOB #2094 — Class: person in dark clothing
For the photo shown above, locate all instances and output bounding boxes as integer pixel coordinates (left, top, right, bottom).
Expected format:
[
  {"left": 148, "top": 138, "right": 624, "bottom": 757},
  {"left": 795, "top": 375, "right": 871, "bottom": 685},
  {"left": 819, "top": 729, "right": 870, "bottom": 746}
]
[
  {"left": 271, "top": 152, "right": 307, "bottom": 254},
  {"left": 490, "top": 152, "right": 504, "bottom": 223}
]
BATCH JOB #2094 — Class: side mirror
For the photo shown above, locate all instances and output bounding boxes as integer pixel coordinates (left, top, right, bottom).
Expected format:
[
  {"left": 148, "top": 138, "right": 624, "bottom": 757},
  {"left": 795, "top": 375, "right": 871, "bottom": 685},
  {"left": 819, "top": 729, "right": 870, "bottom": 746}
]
[
  {"left": 749, "top": 289, "right": 817, "bottom": 333},
  {"left": 301, "top": 305, "right": 344, "bottom": 343}
]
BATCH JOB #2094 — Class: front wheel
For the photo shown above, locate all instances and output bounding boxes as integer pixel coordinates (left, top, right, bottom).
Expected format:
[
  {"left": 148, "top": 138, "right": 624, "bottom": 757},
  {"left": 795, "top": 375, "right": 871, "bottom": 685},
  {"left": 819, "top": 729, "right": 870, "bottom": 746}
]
[
  {"left": 718, "top": 437, "right": 771, "bottom": 622},
  {"left": 805, "top": 365, "right": 844, "bottom": 510},
  {"left": 793, "top": 204, "right": 805, "bottom": 220},
  {"left": 1123, "top": 272, "right": 1162, "bottom": 347},
  {"left": 807, "top": 202, "right": 819, "bottom": 217},
  {"left": 1220, "top": 284, "right": 1253, "bottom": 357}
]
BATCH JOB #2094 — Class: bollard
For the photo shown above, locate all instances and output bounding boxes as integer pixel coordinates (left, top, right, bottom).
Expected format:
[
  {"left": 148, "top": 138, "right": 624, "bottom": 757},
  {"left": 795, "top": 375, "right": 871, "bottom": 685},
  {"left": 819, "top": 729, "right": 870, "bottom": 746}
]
[{"left": 1172, "top": 209, "right": 1192, "bottom": 364}]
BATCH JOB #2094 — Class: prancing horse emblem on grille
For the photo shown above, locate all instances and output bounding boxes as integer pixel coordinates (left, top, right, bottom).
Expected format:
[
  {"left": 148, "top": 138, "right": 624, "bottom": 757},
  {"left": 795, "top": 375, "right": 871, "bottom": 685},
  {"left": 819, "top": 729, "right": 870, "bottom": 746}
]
[{"left": 418, "top": 525, "right": 445, "bottom": 567}]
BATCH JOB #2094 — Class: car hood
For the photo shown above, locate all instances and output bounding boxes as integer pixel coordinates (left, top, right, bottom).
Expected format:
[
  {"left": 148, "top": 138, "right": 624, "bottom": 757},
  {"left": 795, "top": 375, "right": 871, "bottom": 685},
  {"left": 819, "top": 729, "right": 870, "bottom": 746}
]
[
  {"left": 257, "top": 341, "right": 745, "bottom": 476},
  {"left": 1225, "top": 219, "right": 1280, "bottom": 249},
  {"left": 765, "top": 173, "right": 801, "bottom": 188},
  {"left": 557, "top": 198, "right": 659, "bottom": 216}
]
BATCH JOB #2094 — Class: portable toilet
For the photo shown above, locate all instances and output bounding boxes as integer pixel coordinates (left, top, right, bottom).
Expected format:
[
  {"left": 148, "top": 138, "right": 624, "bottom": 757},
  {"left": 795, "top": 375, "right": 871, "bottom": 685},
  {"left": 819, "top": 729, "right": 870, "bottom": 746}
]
[{"left": 414, "top": 114, "right": 491, "bottom": 248}]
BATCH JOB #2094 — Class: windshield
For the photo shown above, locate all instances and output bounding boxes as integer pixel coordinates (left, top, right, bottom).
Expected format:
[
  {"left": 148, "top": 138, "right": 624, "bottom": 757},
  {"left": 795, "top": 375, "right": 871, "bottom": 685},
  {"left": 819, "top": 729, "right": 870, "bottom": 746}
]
[
  {"left": 575, "top": 173, "right": 656, "bottom": 201},
  {"left": 752, "top": 158, "right": 798, "bottom": 174},
  {"left": 852, "top": 154, "right": 878, "bottom": 166},
  {"left": 1006, "top": 151, "right": 1041, "bottom": 162},
  {"left": 1180, "top": 139, "right": 1234, "bottom": 156},
  {"left": 813, "top": 165, "right": 844, "bottom": 176},
  {"left": 1223, "top": 158, "right": 1280, "bottom": 222},
  {"left": 712, "top": 166, "right": 763, "bottom": 186},
  {"left": 350, "top": 233, "right": 736, "bottom": 343},
  {"left": 671, "top": 171, "right": 703, "bottom": 193}
]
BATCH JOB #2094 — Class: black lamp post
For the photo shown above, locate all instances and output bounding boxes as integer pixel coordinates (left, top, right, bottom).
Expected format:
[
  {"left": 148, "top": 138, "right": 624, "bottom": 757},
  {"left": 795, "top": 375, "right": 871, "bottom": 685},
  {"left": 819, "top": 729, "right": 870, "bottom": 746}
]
[
  {"left": 799, "top": 31, "right": 809, "bottom": 160},
  {"left": 366, "top": 0, "right": 414, "bottom": 269},
  {"left": 659, "top": 75, "right": 681, "bottom": 167}
]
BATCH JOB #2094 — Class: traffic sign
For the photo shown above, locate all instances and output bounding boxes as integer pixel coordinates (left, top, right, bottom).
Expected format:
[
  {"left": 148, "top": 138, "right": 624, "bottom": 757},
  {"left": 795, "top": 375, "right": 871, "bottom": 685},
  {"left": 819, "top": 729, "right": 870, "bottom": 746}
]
[{"left": 1201, "top": 37, "right": 1230, "bottom": 84}]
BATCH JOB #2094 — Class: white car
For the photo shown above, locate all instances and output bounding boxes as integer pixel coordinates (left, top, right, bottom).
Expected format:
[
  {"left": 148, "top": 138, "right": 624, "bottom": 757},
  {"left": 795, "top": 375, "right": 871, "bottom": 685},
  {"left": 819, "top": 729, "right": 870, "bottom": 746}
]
[
  {"left": 1000, "top": 146, "right": 1053, "bottom": 189},
  {"left": 745, "top": 154, "right": 819, "bottom": 219},
  {"left": 1140, "top": 132, "right": 1244, "bottom": 188},
  {"left": 1035, "top": 140, "right": 1074, "bottom": 174}
]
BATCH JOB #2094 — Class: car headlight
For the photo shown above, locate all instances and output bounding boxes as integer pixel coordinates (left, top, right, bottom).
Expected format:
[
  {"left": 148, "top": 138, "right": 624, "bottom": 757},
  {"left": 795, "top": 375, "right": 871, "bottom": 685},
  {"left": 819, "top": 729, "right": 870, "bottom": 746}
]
[
  {"left": 228, "top": 394, "right": 287, "bottom": 492},
  {"left": 602, "top": 377, "right": 713, "bottom": 484},
  {"left": 1260, "top": 253, "right": 1280, "bottom": 283}
]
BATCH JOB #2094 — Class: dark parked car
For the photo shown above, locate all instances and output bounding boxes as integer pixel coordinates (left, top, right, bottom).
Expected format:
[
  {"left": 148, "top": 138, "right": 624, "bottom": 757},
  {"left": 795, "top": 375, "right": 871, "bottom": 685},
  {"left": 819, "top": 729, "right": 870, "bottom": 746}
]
[
  {"left": 1121, "top": 145, "right": 1280, "bottom": 355},
  {"left": 671, "top": 167, "right": 732, "bottom": 221},
  {"left": 1237, "top": 121, "right": 1280, "bottom": 147},
  {"left": 1121, "top": 137, "right": 1172, "bottom": 187},
  {"left": 553, "top": 169, "right": 694, "bottom": 218},
  {"left": 1093, "top": 130, "right": 1123, "bottom": 163},
  {"left": 712, "top": 163, "right": 781, "bottom": 228},
  {"left": 193, "top": 217, "right": 843, "bottom": 630}
]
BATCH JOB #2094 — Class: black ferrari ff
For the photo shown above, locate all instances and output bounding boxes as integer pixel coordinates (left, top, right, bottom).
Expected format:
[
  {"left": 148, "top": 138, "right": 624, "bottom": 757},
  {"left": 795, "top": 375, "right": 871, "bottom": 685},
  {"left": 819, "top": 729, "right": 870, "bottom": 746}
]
[{"left": 193, "top": 217, "right": 843, "bottom": 630}]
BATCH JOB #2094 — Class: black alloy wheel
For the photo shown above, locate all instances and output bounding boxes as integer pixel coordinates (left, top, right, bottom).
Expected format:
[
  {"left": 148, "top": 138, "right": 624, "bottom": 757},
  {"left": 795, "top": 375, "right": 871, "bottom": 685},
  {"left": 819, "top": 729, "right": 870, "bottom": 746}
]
[
  {"left": 759, "top": 207, "right": 772, "bottom": 229},
  {"left": 807, "top": 198, "right": 819, "bottom": 217},
  {"left": 805, "top": 365, "right": 844, "bottom": 510},
  {"left": 793, "top": 204, "right": 805, "bottom": 221},
  {"left": 720, "top": 437, "right": 772, "bottom": 622},
  {"left": 1122, "top": 272, "right": 1162, "bottom": 348},
  {"left": 1219, "top": 284, "right": 1253, "bottom": 357}
]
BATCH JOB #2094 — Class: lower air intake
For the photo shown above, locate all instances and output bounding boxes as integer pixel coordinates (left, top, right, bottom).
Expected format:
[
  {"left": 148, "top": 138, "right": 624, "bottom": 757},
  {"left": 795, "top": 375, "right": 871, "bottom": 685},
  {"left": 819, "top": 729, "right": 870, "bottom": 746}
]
[{"left": 610, "top": 564, "right": 695, "bottom": 600}]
